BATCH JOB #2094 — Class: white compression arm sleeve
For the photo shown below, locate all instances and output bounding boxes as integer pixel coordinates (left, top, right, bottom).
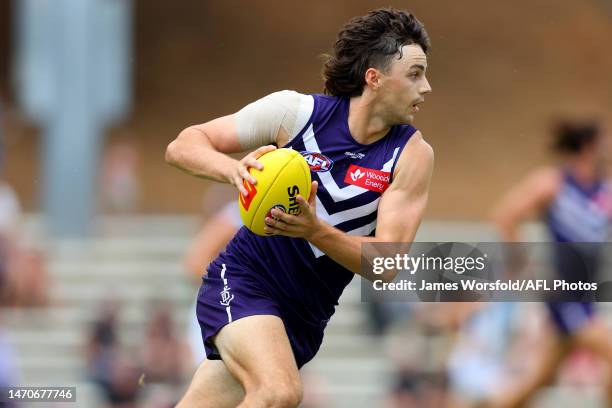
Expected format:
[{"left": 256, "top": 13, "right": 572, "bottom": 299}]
[{"left": 235, "top": 90, "right": 314, "bottom": 150}]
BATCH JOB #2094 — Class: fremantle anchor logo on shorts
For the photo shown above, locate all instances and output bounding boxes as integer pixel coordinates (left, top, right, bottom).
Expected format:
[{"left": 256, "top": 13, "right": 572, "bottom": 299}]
[
  {"left": 219, "top": 264, "right": 234, "bottom": 307},
  {"left": 220, "top": 285, "right": 234, "bottom": 306}
]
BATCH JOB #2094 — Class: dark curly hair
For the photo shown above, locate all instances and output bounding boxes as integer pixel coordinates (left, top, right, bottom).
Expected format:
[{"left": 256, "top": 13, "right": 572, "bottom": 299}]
[
  {"left": 323, "top": 8, "right": 430, "bottom": 97},
  {"left": 552, "top": 119, "right": 601, "bottom": 154}
]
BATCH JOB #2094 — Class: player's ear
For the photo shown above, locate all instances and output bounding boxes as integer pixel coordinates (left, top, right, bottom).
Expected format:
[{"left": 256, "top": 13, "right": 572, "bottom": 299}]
[{"left": 364, "top": 68, "right": 382, "bottom": 90}]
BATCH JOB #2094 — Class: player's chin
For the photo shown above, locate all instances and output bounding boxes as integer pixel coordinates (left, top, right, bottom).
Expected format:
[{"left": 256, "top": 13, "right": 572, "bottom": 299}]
[{"left": 401, "top": 113, "right": 415, "bottom": 125}]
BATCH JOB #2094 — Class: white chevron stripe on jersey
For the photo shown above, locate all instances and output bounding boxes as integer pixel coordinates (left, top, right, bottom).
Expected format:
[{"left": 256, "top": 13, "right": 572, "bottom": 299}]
[
  {"left": 302, "top": 124, "right": 400, "bottom": 202},
  {"left": 315, "top": 196, "right": 380, "bottom": 225},
  {"left": 308, "top": 218, "right": 377, "bottom": 258}
]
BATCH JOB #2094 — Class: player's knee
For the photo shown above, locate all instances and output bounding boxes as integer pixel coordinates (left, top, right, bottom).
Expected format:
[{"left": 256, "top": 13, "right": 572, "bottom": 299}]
[{"left": 256, "top": 379, "right": 303, "bottom": 408}]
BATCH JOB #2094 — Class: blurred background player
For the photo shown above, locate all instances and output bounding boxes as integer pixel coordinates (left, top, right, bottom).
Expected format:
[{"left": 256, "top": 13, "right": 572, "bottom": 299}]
[{"left": 490, "top": 118, "right": 612, "bottom": 407}]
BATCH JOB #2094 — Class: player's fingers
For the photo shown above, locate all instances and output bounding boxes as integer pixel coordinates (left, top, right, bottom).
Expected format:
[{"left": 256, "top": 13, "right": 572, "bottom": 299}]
[
  {"left": 264, "top": 217, "right": 291, "bottom": 233},
  {"left": 242, "top": 156, "right": 264, "bottom": 171},
  {"left": 253, "top": 144, "right": 277, "bottom": 159},
  {"left": 270, "top": 210, "right": 297, "bottom": 224},
  {"left": 308, "top": 181, "right": 318, "bottom": 205},
  {"left": 235, "top": 177, "right": 249, "bottom": 196},
  {"left": 296, "top": 196, "right": 307, "bottom": 210},
  {"left": 296, "top": 181, "right": 318, "bottom": 210},
  {"left": 296, "top": 195, "right": 312, "bottom": 214},
  {"left": 238, "top": 165, "right": 257, "bottom": 185},
  {"left": 265, "top": 215, "right": 303, "bottom": 233},
  {"left": 263, "top": 226, "right": 278, "bottom": 235},
  {"left": 264, "top": 224, "right": 299, "bottom": 237}
]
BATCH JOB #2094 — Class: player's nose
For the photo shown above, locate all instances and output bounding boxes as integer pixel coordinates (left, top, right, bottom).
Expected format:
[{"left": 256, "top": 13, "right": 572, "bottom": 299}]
[{"left": 421, "top": 77, "right": 432, "bottom": 94}]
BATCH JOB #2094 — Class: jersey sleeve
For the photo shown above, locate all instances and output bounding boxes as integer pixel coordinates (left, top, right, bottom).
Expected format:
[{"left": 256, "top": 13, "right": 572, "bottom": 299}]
[{"left": 235, "top": 90, "right": 314, "bottom": 150}]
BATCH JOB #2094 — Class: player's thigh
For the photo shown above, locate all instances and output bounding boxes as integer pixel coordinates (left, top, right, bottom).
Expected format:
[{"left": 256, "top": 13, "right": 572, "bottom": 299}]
[
  {"left": 215, "top": 314, "right": 302, "bottom": 395},
  {"left": 176, "top": 358, "right": 244, "bottom": 408}
]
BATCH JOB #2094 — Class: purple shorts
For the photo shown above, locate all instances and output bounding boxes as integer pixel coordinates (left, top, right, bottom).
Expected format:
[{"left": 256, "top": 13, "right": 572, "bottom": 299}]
[{"left": 196, "top": 260, "right": 325, "bottom": 369}]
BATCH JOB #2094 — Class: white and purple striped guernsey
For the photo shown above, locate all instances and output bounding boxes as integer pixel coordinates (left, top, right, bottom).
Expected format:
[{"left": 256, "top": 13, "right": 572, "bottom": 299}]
[
  {"left": 212, "top": 94, "right": 417, "bottom": 327},
  {"left": 546, "top": 170, "right": 612, "bottom": 243},
  {"left": 543, "top": 171, "right": 612, "bottom": 334}
]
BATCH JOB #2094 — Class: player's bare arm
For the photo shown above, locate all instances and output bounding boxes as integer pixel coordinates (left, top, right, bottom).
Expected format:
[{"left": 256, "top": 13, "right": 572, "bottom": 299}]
[
  {"left": 490, "top": 166, "right": 561, "bottom": 241},
  {"left": 165, "top": 115, "right": 277, "bottom": 196},
  {"left": 265, "top": 131, "right": 434, "bottom": 282}
]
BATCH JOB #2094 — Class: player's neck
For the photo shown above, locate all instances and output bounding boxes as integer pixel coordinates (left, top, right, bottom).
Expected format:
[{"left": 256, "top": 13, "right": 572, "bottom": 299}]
[
  {"left": 567, "top": 154, "right": 600, "bottom": 186},
  {"left": 347, "top": 96, "right": 391, "bottom": 145}
]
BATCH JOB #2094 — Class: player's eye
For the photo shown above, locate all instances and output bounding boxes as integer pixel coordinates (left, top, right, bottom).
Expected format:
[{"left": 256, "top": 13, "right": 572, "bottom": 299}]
[{"left": 409, "top": 72, "right": 421, "bottom": 79}]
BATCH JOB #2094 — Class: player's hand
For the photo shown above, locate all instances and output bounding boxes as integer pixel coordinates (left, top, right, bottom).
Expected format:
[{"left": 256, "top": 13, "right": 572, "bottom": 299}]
[
  {"left": 230, "top": 145, "right": 276, "bottom": 196},
  {"left": 264, "top": 181, "right": 320, "bottom": 240}
]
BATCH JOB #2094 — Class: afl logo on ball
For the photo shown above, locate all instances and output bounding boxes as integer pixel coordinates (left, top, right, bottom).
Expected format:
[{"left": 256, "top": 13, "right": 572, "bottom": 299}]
[
  {"left": 300, "top": 151, "right": 333, "bottom": 172},
  {"left": 266, "top": 204, "right": 286, "bottom": 220},
  {"left": 265, "top": 205, "right": 286, "bottom": 236}
]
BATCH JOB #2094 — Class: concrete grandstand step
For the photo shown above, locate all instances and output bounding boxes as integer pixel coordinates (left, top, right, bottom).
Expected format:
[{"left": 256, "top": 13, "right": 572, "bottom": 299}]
[
  {"left": 7, "top": 326, "right": 132, "bottom": 350},
  {"left": 50, "top": 237, "right": 191, "bottom": 262},
  {"left": 52, "top": 282, "right": 193, "bottom": 306},
  {"left": 16, "top": 354, "right": 85, "bottom": 376},
  {"left": 49, "top": 260, "right": 185, "bottom": 281},
  {"left": 301, "top": 382, "right": 388, "bottom": 408},
  {"left": 308, "top": 365, "right": 390, "bottom": 390},
  {"left": 317, "top": 334, "right": 385, "bottom": 359},
  {"left": 2, "top": 305, "right": 193, "bottom": 330},
  {"left": 5, "top": 326, "right": 82, "bottom": 347},
  {"left": 308, "top": 357, "right": 389, "bottom": 378}
]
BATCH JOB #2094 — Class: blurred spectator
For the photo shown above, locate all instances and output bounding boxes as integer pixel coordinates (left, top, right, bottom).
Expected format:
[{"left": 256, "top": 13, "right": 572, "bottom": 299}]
[
  {"left": 86, "top": 298, "right": 121, "bottom": 385},
  {"left": 5, "top": 247, "right": 48, "bottom": 307},
  {"left": 0, "top": 156, "right": 20, "bottom": 305},
  {"left": 141, "top": 303, "right": 189, "bottom": 384},
  {"left": 100, "top": 141, "right": 140, "bottom": 213},
  {"left": 367, "top": 301, "right": 413, "bottom": 336},
  {"left": 446, "top": 303, "right": 549, "bottom": 407},
  {"left": 384, "top": 319, "right": 453, "bottom": 408},
  {"left": 0, "top": 101, "right": 48, "bottom": 308},
  {"left": 0, "top": 129, "right": 48, "bottom": 306},
  {"left": 0, "top": 327, "right": 20, "bottom": 408},
  {"left": 104, "top": 354, "right": 142, "bottom": 408},
  {"left": 386, "top": 368, "right": 449, "bottom": 408},
  {"left": 85, "top": 297, "right": 142, "bottom": 407},
  {"left": 447, "top": 303, "right": 514, "bottom": 404}
]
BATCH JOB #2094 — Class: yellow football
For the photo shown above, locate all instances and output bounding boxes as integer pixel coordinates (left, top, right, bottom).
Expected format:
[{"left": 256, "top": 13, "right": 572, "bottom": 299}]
[{"left": 238, "top": 148, "right": 311, "bottom": 236}]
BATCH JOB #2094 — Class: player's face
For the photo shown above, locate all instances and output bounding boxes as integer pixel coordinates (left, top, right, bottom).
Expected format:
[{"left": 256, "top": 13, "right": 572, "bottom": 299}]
[
  {"left": 592, "top": 132, "right": 611, "bottom": 165},
  {"left": 378, "top": 44, "right": 431, "bottom": 125}
]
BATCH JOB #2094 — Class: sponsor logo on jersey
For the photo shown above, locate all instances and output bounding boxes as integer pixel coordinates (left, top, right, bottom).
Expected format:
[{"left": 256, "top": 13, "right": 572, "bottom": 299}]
[
  {"left": 350, "top": 168, "right": 366, "bottom": 182},
  {"left": 344, "top": 164, "right": 391, "bottom": 193},
  {"left": 239, "top": 180, "right": 257, "bottom": 211},
  {"left": 300, "top": 151, "right": 333, "bottom": 172},
  {"left": 344, "top": 151, "right": 366, "bottom": 160}
]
